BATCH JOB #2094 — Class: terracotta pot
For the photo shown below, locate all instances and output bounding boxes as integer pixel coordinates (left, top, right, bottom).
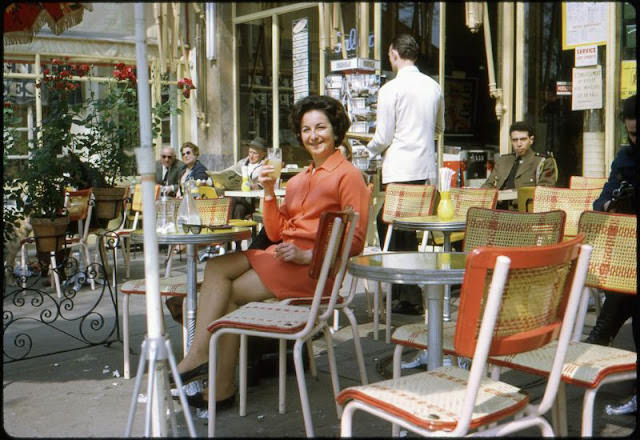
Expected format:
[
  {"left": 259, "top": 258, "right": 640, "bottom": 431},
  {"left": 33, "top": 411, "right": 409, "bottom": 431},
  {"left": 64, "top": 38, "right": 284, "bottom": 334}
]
[
  {"left": 30, "top": 216, "right": 70, "bottom": 265},
  {"left": 92, "top": 187, "right": 127, "bottom": 229}
]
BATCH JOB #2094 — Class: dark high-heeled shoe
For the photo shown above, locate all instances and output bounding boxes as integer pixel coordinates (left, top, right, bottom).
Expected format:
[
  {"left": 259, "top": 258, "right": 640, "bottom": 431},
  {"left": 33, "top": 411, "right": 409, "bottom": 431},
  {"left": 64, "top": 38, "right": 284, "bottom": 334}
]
[
  {"left": 187, "top": 392, "right": 235, "bottom": 411},
  {"left": 169, "top": 363, "right": 208, "bottom": 386}
]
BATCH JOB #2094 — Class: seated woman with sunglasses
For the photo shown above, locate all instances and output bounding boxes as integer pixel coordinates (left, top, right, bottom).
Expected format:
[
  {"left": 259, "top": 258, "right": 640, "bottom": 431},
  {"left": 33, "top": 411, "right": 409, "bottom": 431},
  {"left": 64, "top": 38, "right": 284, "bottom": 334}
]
[
  {"left": 176, "top": 141, "right": 209, "bottom": 197},
  {"left": 174, "top": 95, "right": 370, "bottom": 410}
]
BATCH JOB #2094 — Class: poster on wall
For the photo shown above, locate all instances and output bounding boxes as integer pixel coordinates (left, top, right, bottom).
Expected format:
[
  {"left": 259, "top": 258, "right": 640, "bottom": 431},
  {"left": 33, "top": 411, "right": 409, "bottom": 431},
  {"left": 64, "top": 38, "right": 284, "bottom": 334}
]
[
  {"left": 562, "top": 2, "right": 608, "bottom": 50},
  {"left": 292, "top": 17, "right": 309, "bottom": 102},
  {"left": 620, "top": 60, "right": 637, "bottom": 99},
  {"left": 572, "top": 65, "right": 603, "bottom": 111}
]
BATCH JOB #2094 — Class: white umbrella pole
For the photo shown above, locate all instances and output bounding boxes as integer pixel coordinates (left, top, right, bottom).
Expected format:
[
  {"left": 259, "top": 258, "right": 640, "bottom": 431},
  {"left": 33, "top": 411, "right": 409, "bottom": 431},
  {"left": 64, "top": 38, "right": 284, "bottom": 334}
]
[{"left": 125, "top": 3, "right": 195, "bottom": 437}]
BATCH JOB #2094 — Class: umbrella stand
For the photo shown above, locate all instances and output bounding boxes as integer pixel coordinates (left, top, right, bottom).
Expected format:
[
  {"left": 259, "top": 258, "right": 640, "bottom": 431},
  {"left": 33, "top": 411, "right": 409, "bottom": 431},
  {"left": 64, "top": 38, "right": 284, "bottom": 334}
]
[{"left": 124, "top": 3, "right": 195, "bottom": 437}]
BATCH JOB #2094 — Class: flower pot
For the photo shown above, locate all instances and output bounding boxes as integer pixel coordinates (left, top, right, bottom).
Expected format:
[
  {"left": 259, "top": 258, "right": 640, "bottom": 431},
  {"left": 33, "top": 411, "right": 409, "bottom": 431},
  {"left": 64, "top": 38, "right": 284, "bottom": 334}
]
[
  {"left": 30, "top": 216, "right": 70, "bottom": 266},
  {"left": 91, "top": 187, "right": 127, "bottom": 229}
]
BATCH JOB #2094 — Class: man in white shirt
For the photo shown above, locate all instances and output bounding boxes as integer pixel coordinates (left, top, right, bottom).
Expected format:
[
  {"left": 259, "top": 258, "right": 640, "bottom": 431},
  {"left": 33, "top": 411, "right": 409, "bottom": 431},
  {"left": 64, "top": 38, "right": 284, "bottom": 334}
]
[{"left": 367, "top": 34, "right": 445, "bottom": 314}]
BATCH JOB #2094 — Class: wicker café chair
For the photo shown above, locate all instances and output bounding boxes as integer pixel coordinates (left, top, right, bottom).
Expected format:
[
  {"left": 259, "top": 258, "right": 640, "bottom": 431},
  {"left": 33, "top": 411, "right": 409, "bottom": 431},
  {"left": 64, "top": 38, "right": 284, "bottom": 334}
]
[
  {"left": 489, "top": 210, "right": 637, "bottom": 436},
  {"left": 120, "top": 271, "right": 205, "bottom": 379},
  {"left": 532, "top": 186, "right": 601, "bottom": 237},
  {"left": 429, "top": 187, "right": 498, "bottom": 248},
  {"left": 337, "top": 237, "right": 591, "bottom": 437},
  {"left": 164, "top": 197, "right": 232, "bottom": 277},
  {"left": 114, "top": 184, "right": 160, "bottom": 278},
  {"left": 367, "top": 183, "right": 436, "bottom": 342},
  {"left": 206, "top": 210, "right": 358, "bottom": 437},
  {"left": 21, "top": 188, "right": 95, "bottom": 298},
  {"left": 569, "top": 175, "right": 608, "bottom": 190},
  {"left": 391, "top": 207, "right": 567, "bottom": 377}
]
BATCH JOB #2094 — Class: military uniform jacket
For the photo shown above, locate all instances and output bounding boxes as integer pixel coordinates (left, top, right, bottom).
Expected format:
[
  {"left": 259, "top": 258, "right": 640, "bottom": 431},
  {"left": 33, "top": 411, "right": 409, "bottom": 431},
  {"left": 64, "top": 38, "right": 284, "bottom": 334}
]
[{"left": 481, "top": 148, "right": 557, "bottom": 189}]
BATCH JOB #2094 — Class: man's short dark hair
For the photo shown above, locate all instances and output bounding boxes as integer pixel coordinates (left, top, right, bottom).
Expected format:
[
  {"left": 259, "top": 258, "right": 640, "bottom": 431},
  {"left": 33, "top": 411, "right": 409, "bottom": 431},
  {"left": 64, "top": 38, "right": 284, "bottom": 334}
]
[
  {"left": 290, "top": 95, "right": 351, "bottom": 148},
  {"left": 622, "top": 94, "right": 636, "bottom": 121},
  {"left": 390, "top": 34, "right": 419, "bottom": 62},
  {"left": 509, "top": 121, "right": 535, "bottom": 138}
]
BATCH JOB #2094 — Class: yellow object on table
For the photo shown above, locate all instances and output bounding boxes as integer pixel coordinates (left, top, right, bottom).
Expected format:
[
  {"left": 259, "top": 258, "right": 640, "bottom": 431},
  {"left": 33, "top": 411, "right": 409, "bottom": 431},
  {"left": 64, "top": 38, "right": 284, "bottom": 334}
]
[{"left": 437, "top": 191, "right": 455, "bottom": 221}]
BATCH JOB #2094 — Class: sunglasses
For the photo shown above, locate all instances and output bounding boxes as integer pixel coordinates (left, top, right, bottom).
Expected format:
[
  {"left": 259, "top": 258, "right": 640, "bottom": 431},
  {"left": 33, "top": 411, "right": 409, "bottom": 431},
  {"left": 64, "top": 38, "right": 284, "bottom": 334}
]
[
  {"left": 181, "top": 224, "right": 202, "bottom": 234},
  {"left": 161, "top": 155, "right": 175, "bottom": 159}
]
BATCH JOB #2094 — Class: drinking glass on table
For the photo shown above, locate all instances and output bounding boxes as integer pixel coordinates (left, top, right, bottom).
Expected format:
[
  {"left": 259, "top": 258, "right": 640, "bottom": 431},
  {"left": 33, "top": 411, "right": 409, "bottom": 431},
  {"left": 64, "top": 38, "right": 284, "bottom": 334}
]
[{"left": 266, "top": 148, "right": 283, "bottom": 188}]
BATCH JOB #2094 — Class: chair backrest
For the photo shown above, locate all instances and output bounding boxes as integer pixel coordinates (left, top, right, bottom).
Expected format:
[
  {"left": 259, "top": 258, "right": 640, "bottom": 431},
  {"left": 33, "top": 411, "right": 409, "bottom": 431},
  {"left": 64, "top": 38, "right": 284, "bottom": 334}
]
[
  {"left": 130, "top": 184, "right": 161, "bottom": 213},
  {"left": 381, "top": 183, "right": 436, "bottom": 224},
  {"left": 577, "top": 210, "right": 637, "bottom": 294},
  {"left": 306, "top": 209, "right": 358, "bottom": 325},
  {"left": 198, "top": 186, "right": 219, "bottom": 199},
  {"left": 455, "top": 235, "right": 588, "bottom": 359},
  {"left": 65, "top": 188, "right": 93, "bottom": 222},
  {"left": 532, "top": 187, "right": 601, "bottom": 236},
  {"left": 463, "top": 207, "right": 566, "bottom": 251},
  {"left": 195, "top": 197, "right": 232, "bottom": 226},
  {"left": 569, "top": 176, "right": 608, "bottom": 189},
  {"left": 449, "top": 187, "right": 498, "bottom": 217},
  {"left": 516, "top": 186, "right": 535, "bottom": 212}
]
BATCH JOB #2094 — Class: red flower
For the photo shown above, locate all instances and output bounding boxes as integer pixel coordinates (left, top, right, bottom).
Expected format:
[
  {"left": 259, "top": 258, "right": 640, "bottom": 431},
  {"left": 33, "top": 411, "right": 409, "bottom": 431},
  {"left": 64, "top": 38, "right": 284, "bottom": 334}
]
[
  {"left": 183, "top": 89, "right": 191, "bottom": 99},
  {"left": 43, "top": 68, "right": 50, "bottom": 75},
  {"left": 116, "top": 63, "right": 125, "bottom": 70},
  {"left": 60, "top": 70, "right": 70, "bottom": 77},
  {"left": 52, "top": 58, "right": 61, "bottom": 65},
  {"left": 80, "top": 64, "right": 90, "bottom": 72},
  {"left": 113, "top": 69, "right": 122, "bottom": 79},
  {"left": 4, "top": 101, "right": 12, "bottom": 108},
  {"left": 69, "top": 84, "right": 76, "bottom": 90}
]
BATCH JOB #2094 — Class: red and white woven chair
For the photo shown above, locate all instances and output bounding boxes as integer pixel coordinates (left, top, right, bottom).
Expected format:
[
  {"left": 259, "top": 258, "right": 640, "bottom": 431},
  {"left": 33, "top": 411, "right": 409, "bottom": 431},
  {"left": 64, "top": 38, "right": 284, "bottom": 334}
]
[
  {"left": 120, "top": 271, "right": 205, "bottom": 379},
  {"left": 391, "top": 207, "right": 567, "bottom": 377},
  {"left": 337, "top": 236, "right": 592, "bottom": 437},
  {"left": 429, "top": 187, "right": 498, "bottom": 248},
  {"left": 206, "top": 210, "right": 358, "bottom": 437},
  {"left": 488, "top": 210, "right": 637, "bottom": 436},
  {"left": 21, "top": 188, "right": 95, "bottom": 298},
  {"left": 370, "top": 183, "right": 437, "bottom": 342},
  {"left": 569, "top": 175, "right": 608, "bottom": 190},
  {"left": 532, "top": 186, "right": 601, "bottom": 238}
]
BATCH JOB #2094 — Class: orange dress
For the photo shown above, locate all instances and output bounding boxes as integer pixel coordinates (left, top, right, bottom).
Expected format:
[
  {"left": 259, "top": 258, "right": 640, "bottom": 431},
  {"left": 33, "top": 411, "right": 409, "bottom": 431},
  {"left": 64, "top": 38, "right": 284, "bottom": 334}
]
[{"left": 246, "top": 150, "right": 370, "bottom": 299}]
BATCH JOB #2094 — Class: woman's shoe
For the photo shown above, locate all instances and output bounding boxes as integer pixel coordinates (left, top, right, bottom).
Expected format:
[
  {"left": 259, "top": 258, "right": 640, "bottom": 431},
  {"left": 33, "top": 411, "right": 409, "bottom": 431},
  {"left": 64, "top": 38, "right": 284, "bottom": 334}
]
[
  {"left": 187, "top": 392, "right": 235, "bottom": 411},
  {"left": 169, "top": 363, "right": 208, "bottom": 387}
]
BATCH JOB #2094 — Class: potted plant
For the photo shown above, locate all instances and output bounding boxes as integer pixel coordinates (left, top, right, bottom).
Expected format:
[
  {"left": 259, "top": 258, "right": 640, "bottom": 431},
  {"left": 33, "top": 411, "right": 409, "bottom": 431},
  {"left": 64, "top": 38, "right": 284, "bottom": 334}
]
[
  {"left": 74, "top": 64, "right": 179, "bottom": 228},
  {"left": 4, "top": 60, "right": 82, "bottom": 265}
]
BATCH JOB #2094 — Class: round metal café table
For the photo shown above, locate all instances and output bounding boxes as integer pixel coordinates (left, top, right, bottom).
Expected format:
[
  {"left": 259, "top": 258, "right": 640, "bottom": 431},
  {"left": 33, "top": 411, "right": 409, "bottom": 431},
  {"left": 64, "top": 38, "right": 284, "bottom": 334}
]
[
  {"left": 393, "top": 215, "right": 466, "bottom": 322},
  {"left": 348, "top": 251, "right": 466, "bottom": 371},
  {"left": 132, "top": 227, "right": 252, "bottom": 356}
]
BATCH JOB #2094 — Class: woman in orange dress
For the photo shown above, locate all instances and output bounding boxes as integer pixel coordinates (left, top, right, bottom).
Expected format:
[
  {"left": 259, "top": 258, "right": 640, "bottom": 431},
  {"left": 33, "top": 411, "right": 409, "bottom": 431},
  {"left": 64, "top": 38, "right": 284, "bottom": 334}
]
[{"left": 175, "top": 95, "right": 370, "bottom": 409}]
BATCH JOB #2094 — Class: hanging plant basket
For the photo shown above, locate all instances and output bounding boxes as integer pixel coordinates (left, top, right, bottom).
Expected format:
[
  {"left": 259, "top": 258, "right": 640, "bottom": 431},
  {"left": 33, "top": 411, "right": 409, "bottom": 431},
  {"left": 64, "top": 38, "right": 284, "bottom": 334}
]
[{"left": 30, "top": 215, "right": 70, "bottom": 266}]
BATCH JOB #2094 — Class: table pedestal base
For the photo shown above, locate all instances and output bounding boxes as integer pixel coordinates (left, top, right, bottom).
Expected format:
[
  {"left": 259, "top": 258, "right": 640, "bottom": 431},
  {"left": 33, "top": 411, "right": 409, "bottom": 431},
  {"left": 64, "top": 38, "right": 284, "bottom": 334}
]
[{"left": 422, "top": 284, "right": 443, "bottom": 370}]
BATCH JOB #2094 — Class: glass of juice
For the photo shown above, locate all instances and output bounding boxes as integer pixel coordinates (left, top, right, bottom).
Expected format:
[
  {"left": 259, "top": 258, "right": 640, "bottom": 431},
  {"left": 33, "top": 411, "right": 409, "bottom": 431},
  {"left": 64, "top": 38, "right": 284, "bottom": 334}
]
[{"left": 266, "top": 148, "right": 283, "bottom": 186}]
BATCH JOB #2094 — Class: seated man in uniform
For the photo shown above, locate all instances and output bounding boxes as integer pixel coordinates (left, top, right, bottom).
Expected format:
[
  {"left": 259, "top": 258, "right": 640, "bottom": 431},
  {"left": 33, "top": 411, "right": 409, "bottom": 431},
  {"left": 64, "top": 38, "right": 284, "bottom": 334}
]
[{"left": 482, "top": 121, "right": 557, "bottom": 209}]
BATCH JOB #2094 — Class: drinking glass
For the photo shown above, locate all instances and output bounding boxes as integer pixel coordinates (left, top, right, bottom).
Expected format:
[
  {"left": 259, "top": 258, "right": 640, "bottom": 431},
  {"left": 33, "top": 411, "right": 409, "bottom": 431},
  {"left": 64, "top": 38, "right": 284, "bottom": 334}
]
[{"left": 266, "top": 148, "right": 283, "bottom": 186}]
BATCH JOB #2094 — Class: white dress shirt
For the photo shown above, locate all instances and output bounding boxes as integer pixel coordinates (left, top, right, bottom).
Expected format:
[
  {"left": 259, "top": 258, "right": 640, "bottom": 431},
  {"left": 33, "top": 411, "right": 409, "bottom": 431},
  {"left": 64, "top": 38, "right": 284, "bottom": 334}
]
[{"left": 367, "top": 65, "right": 444, "bottom": 184}]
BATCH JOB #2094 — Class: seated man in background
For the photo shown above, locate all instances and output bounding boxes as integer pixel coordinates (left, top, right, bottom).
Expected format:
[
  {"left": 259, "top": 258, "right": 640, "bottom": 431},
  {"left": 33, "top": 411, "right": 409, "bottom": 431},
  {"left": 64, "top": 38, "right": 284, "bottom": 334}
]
[
  {"left": 482, "top": 121, "right": 557, "bottom": 209},
  {"left": 156, "top": 146, "right": 184, "bottom": 197},
  {"left": 228, "top": 137, "right": 267, "bottom": 219}
]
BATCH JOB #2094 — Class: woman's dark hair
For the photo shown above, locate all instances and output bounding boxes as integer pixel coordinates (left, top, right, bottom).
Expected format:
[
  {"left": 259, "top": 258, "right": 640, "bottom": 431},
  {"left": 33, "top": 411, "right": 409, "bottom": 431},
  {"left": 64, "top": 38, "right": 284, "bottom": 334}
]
[
  {"left": 181, "top": 141, "right": 199, "bottom": 156},
  {"left": 290, "top": 95, "right": 351, "bottom": 148},
  {"left": 390, "top": 34, "right": 419, "bottom": 62}
]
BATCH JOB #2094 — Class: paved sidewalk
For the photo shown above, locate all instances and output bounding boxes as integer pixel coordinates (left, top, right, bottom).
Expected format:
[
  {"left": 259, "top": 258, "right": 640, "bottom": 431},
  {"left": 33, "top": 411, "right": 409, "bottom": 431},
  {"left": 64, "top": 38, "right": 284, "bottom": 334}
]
[{"left": 3, "top": 251, "right": 637, "bottom": 437}]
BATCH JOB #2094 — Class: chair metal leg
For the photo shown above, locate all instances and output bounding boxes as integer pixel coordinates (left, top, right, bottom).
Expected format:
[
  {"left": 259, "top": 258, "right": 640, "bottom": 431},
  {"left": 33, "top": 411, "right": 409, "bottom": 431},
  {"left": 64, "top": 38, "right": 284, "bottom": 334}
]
[
  {"left": 323, "top": 327, "right": 342, "bottom": 419},
  {"left": 343, "top": 306, "right": 368, "bottom": 384},
  {"left": 239, "top": 334, "right": 248, "bottom": 416},
  {"left": 279, "top": 339, "right": 287, "bottom": 414},
  {"left": 385, "top": 282, "right": 392, "bottom": 343},
  {"left": 306, "top": 340, "right": 317, "bottom": 379},
  {"left": 293, "top": 339, "right": 314, "bottom": 437},
  {"left": 391, "top": 344, "right": 404, "bottom": 437},
  {"left": 372, "top": 281, "right": 380, "bottom": 340},
  {"left": 123, "top": 294, "right": 131, "bottom": 379},
  {"left": 50, "top": 252, "right": 62, "bottom": 299}
]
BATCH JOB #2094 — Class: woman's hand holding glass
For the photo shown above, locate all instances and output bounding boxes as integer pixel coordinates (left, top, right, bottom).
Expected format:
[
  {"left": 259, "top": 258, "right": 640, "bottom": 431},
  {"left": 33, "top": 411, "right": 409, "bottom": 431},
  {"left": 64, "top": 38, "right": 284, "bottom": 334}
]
[{"left": 258, "top": 165, "right": 277, "bottom": 198}]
